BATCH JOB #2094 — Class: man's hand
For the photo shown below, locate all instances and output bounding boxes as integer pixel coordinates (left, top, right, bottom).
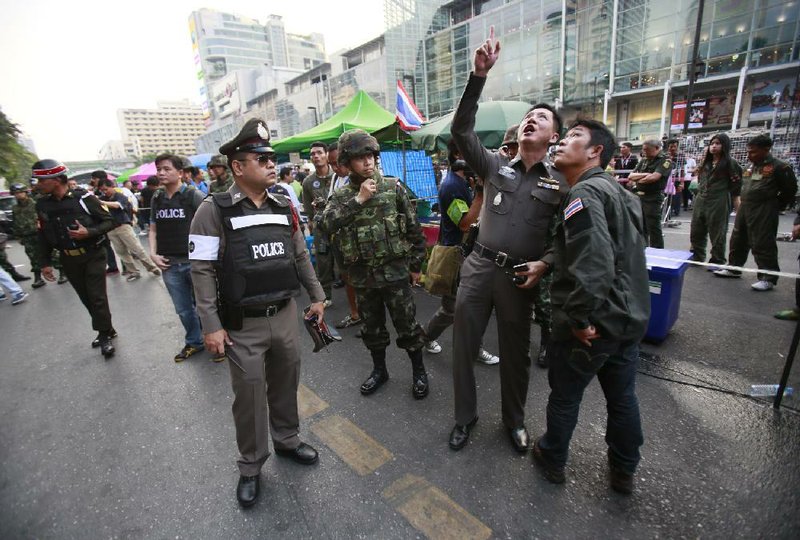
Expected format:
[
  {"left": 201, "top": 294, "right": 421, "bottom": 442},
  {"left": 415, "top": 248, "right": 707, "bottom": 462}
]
[
  {"left": 792, "top": 223, "right": 800, "bottom": 241},
  {"left": 356, "top": 179, "right": 377, "bottom": 204},
  {"left": 67, "top": 220, "right": 90, "bottom": 240},
  {"left": 410, "top": 271, "right": 421, "bottom": 286},
  {"left": 515, "top": 261, "right": 548, "bottom": 289},
  {"left": 41, "top": 266, "right": 56, "bottom": 282},
  {"left": 473, "top": 25, "right": 501, "bottom": 77},
  {"left": 572, "top": 325, "right": 600, "bottom": 347},
  {"left": 204, "top": 329, "right": 233, "bottom": 356},
  {"left": 150, "top": 253, "right": 170, "bottom": 270},
  {"left": 305, "top": 301, "right": 325, "bottom": 323}
]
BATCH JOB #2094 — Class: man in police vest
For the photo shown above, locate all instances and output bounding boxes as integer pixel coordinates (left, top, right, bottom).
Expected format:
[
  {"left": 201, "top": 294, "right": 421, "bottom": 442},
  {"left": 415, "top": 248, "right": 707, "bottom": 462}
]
[
  {"left": 321, "top": 129, "right": 429, "bottom": 400},
  {"left": 149, "top": 154, "right": 207, "bottom": 362},
  {"left": 33, "top": 159, "right": 117, "bottom": 358},
  {"left": 189, "top": 118, "right": 325, "bottom": 508}
]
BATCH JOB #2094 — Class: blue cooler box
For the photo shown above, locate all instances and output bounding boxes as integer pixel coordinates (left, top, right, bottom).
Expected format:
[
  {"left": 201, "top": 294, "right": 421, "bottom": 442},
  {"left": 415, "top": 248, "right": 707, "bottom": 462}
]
[{"left": 645, "top": 248, "right": 693, "bottom": 342}]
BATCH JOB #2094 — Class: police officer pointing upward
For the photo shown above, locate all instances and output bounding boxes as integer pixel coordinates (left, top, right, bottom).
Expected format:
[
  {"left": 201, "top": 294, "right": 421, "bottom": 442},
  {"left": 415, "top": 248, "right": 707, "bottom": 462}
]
[
  {"left": 448, "top": 26, "right": 568, "bottom": 453},
  {"left": 33, "top": 159, "right": 117, "bottom": 358},
  {"left": 189, "top": 118, "right": 325, "bottom": 508}
]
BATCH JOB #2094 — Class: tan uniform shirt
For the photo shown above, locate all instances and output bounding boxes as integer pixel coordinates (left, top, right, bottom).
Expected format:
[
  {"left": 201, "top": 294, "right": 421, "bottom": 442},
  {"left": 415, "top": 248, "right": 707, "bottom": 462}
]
[{"left": 189, "top": 183, "right": 324, "bottom": 334}]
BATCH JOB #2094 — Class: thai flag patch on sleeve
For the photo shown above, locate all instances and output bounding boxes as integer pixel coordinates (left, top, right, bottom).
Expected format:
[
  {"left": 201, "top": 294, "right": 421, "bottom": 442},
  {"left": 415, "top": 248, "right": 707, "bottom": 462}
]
[{"left": 563, "top": 197, "right": 584, "bottom": 220}]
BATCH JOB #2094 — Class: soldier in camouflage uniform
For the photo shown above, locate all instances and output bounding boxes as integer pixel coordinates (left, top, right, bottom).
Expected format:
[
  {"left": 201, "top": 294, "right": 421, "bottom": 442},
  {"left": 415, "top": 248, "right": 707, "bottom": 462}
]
[
  {"left": 207, "top": 155, "right": 233, "bottom": 193},
  {"left": 10, "top": 183, "right": 66, "bottom": 287},
  {"left": 321, "top": 129, "right": 430, "bottom": 399}
]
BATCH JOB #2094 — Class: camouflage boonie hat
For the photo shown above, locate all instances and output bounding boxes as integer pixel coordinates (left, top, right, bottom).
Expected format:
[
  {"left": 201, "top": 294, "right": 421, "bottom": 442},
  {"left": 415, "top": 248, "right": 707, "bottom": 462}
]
[
  {"left": 180, "top": 157, "right": 193, "bottom": 170},
  {"left": 337, "top": 129, "right": 380, "bottom": 165},
  {"left": 207, "top": 154, "right": 229, "bottom": 168},
  {"left": 503, "top": 125, "right": 519, "bottom": 146}
]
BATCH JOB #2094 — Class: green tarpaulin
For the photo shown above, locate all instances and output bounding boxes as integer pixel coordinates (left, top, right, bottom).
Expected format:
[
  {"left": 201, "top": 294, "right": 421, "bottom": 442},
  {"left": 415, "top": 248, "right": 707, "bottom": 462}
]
[
  {"left": 271, "top": 91, "right": 397, "bottom": 154},
  {"left": 409, "top": 101, "right": 532, "bottom": 152}
]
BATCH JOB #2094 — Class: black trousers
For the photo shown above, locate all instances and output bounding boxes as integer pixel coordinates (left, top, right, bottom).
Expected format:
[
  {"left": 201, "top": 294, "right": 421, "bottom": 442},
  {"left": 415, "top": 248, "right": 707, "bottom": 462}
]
[{"left": 61, "top": 248, "right": 113, "bottom": 332}]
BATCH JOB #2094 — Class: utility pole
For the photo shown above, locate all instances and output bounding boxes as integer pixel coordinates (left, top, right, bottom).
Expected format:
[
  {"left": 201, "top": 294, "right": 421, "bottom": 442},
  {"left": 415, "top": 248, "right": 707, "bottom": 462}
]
[{"left": 683, "top": 0, "right": 706, "bottom": 134}]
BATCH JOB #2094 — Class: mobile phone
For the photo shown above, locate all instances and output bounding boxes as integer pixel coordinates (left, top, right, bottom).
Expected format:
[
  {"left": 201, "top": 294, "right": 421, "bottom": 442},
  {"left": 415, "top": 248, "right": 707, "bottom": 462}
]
[
  {"left": 513, "top": 263, "right": 528, "bottom": 272},
  {"left": 68, "top": 223, "right": 79, "bottom": 231},
  {"left": 512, "top": 275, "right": 526, "bottom": 285}
]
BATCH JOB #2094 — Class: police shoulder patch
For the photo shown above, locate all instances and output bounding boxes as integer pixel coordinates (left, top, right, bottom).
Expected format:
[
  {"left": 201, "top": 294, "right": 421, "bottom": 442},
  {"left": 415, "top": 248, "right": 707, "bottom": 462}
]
[{"left": 663, "top": 159, "right": 672, "bottom": 168}]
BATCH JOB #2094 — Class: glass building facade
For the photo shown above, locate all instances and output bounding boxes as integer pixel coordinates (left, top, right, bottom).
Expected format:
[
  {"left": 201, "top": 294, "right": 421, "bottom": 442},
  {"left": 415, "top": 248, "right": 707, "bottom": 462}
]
[{"left": 407, "top": 0, "right": 799, "bottom": 139}]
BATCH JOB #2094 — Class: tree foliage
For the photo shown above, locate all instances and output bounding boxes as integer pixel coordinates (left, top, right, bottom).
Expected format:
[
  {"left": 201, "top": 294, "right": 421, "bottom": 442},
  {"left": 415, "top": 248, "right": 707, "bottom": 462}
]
[{"left": 0, "top": 109, "right": 38, "bottom": 184}]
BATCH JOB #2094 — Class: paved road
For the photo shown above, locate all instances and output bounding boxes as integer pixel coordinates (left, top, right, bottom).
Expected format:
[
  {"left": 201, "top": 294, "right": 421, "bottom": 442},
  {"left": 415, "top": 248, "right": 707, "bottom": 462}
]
[{"left": 1, "top": 213, "right": 799, "bottom": 539}]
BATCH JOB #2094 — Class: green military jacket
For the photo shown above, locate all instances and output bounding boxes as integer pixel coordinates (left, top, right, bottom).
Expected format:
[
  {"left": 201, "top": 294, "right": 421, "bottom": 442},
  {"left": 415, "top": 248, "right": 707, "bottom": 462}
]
[
  {"left": 631, "top": 152, "right": 673, "bottom": 199},
  {"left": 320, "top": 173, "right": 426, "bottom": 288},
  {"left": 695, "top": 158, "right": 743, "bottom": 199},
  {"left": 209, "top": 173, "right": 233, "bottom": 194},
  {"left": 550, "top": 167, "right": 651, "bottom": 343},
  {"left": 740, "top": 154, "right": 797, "bottom": 208},
  {"left": 12, "top": 197, "right": 38, "bottom": 236}
]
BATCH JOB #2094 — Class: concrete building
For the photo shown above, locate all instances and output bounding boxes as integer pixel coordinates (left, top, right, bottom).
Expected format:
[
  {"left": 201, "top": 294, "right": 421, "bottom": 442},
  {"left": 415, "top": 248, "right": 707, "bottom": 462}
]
[
  {"left": 117, "top": 100, "right": 205, "bottom": 158},
  {"left": 188, "top": 9, "right": 327, "bottom": 127},
  {"left": 98, "top": 140, "right": 137, "bottom": 161}
]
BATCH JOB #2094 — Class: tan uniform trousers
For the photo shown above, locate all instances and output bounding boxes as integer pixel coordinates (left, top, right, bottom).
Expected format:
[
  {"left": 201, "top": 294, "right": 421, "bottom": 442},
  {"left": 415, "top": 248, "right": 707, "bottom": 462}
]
[
  {"left": 225, "top": 299, "right": 301, "bottom": 476},
  {"left": 106, "top": 224, "right": 158, "bottom": 275},
  {"left": 453, "top": 253, "right": 537, "bottom": 429}
]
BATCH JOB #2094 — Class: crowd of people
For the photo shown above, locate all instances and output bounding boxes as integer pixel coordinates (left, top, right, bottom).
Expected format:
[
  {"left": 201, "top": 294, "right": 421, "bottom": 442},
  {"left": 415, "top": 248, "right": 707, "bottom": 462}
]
[{"left": 2, "top": 25, "right": 798, "bottom": 510}]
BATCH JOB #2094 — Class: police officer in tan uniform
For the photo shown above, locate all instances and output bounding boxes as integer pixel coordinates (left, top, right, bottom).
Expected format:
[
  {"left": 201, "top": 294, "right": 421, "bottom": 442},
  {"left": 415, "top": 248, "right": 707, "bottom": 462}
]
[
  {"left": 189, "top": 118, "right": 325, "bottom": 508},
  {"left": 448, "top": 27, "right": 568, "bottom": 453}
]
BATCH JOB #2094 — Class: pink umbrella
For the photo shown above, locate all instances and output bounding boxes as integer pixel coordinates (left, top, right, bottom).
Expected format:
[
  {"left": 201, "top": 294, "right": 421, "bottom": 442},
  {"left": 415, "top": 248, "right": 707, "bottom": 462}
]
[{"left": 129, "top": 162, "right": 156, "bottom": 182}]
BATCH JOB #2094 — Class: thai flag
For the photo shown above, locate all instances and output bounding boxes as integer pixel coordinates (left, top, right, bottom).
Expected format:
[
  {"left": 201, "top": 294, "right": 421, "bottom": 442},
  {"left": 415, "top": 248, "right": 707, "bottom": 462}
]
[{"left": 396, "top": 80, "right": 426, "bottom": 131}]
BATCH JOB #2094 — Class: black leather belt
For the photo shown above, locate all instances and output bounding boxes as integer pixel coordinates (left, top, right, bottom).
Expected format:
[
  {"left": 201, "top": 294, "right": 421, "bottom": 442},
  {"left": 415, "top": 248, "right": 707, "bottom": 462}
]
[
  {"left": 474, "top": 242, "right": 526, "bottom": 269},
  {"left": 242, "top": 299, "right": 289, "bottom": 318}
]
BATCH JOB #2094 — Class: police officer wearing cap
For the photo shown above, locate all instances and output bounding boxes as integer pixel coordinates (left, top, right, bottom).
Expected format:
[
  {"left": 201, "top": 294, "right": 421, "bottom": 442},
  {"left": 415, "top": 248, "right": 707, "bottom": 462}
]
[
  {"left": 189, "top": 118, "right": 325, "bottom": 508},
  {"left": 447, "top": 27, "right": 568, "bottom": 453},
  {"left": 33, "top": 159, "right": 117, "bottom": 358},
  {"left": 627, "top": 139, "right": 673, "bottom": 248}
]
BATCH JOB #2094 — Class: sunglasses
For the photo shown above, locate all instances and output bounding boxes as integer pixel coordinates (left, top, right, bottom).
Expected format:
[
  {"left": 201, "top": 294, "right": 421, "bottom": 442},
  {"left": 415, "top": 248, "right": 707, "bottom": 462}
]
[{"left": 236, "top": 153, "right": 277, "bottom": 166}]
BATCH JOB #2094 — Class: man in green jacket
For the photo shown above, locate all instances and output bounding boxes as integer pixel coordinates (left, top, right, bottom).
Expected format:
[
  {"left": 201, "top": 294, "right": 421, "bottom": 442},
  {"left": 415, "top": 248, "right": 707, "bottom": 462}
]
[
  {"left": 714, "top": 134, "right": 798, "bottom": 290},
  {"left": 532, "top": 119, "right": 650, "bottom": 495},
  {"left": 321, "top": 129, "right": 429, "bottom": 399}
]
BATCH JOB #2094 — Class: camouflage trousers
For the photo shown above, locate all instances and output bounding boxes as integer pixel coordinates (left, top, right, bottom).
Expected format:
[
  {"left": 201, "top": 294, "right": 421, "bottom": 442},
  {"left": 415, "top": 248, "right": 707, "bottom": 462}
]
[
  {"left": 532, "top": 272, "right": 552, "bottom": 334},
  {"left": 17, "top": 234, "right": 61, "bottom": 272},
  {"left": 355, "top": 281, "right": 426, "bottom": 353}
]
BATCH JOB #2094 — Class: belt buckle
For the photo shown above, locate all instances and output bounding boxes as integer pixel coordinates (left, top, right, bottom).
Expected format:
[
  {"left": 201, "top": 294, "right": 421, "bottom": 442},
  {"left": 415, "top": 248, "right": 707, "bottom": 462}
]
[
  {"left": 495, "top": 251, "right": 508, "bottom": 267},
  {"left": 266, "top": 304, "right": 279, "bottom": 317}
]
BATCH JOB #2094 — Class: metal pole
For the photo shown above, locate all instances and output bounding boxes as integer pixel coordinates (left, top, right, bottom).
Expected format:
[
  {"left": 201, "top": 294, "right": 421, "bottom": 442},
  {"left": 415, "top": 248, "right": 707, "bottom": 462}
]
[
  {"left": 608, "top": 0, "right": 619, "bottom": 94},
  {"left": 593, "top": 76, "right": 598, "bottom": 118},
  {"left": 683, "top": 0, "right": 706, "bottom": 134},
  {"left": 774, "top": 316, "right": 800, "bottom": 409},
  {"left": 660, "top": 80, "right": 672, "bottom": 138},
  {"left": 731, "top": 66, "right": 748, "bottom": 131},
  {"left": 770, "top": 102, "right": 779, "bottom": 139},
  {"left": 603, "top": 89, "right": 610, "bottom": 124}
]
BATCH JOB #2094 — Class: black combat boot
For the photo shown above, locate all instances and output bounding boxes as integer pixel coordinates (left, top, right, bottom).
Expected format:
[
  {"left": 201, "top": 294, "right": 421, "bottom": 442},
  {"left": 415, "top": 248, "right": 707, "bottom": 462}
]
[
  {"left": 31, "top": 271, "right": 46, "bottom": 289},
  {"left": 57, "top": 270, "right": 68, "bottom": 284},
  {"left": 408, "top": 348, "right": 429, "bottom": 399},
  {"left": 99, "top": 332, "right": 115, "bottom": 359},
  {"left": 536, "top": 330, "right": 550, "bottom": 369},
  {"left": 360, "top": 349, "right": 389, "bottom": 395}
]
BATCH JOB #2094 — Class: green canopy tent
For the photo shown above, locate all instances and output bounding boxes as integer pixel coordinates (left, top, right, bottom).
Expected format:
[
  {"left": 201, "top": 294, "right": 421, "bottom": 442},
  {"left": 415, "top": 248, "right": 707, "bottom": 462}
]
[
  {"left": 409, "top": 101, "right": 532, "bottom": 152},
  {"left": 272, "top": 91, "right": 397, "bottom": 154}
]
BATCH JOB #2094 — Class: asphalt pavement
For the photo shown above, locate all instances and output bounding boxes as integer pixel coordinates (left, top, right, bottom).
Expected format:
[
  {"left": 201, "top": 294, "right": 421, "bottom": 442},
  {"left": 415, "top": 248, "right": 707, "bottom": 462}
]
[{"left": 1, "top": 212, "right": 799, "bottom": 539}]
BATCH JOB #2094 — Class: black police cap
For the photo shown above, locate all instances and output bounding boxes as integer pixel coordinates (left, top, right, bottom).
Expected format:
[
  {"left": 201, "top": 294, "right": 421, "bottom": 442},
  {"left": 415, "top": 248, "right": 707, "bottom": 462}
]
[{"left": 219, "top": 118, "right": 273, "bottom": 157}]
